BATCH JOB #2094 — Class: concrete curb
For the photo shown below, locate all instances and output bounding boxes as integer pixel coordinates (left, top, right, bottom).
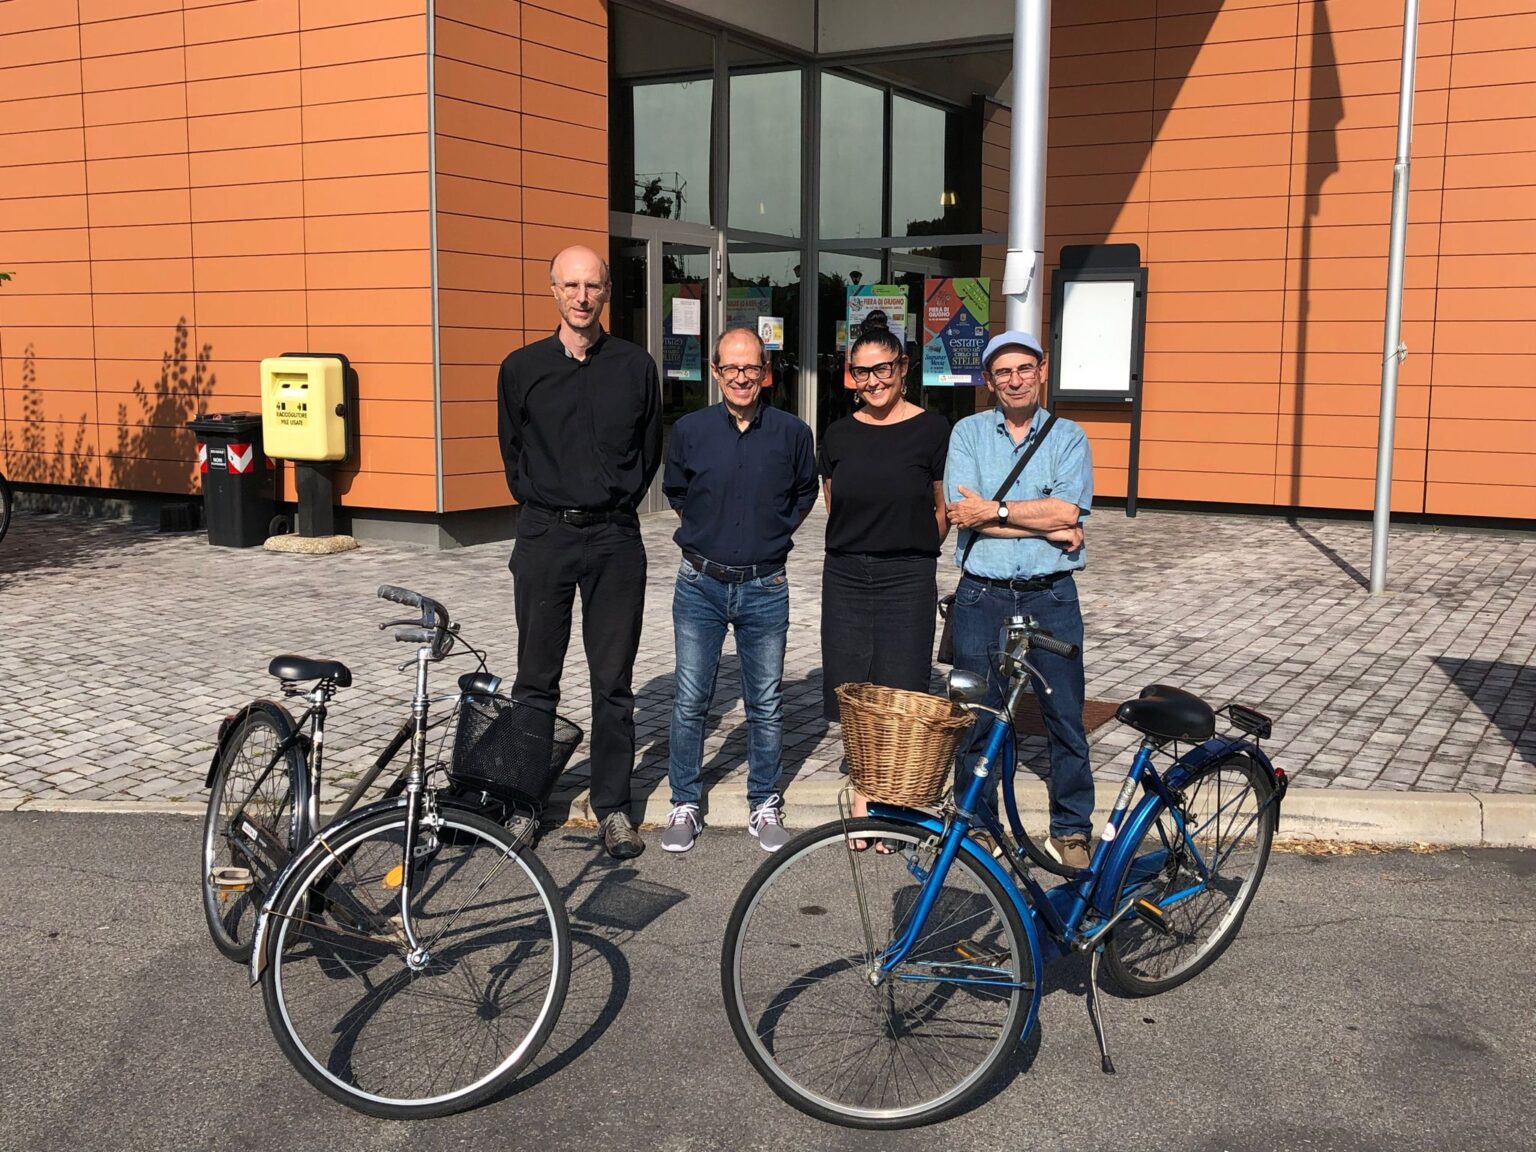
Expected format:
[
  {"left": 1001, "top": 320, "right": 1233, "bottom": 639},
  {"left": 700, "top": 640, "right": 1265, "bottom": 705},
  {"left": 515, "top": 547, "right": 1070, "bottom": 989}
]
[{"left": 8, "top": 782, "right": 1532, "bottom": 848}]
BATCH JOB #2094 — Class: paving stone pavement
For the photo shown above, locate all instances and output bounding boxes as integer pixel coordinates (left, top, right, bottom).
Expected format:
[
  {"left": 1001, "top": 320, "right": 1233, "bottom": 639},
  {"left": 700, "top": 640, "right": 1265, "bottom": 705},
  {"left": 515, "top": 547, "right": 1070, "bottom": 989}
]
[{"left": 1, "top": 504, "right": 1532, "bottom": 808}]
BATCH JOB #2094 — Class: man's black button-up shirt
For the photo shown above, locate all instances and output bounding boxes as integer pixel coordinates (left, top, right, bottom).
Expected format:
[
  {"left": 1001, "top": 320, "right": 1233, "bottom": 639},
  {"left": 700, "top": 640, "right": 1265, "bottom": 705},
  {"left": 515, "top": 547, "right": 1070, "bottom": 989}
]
[
  {"left": 664, "top": 402, "right": 819, "bottom": 568},
  {"left": 497, "top": 329, "right": 662, "bottom": 511}
]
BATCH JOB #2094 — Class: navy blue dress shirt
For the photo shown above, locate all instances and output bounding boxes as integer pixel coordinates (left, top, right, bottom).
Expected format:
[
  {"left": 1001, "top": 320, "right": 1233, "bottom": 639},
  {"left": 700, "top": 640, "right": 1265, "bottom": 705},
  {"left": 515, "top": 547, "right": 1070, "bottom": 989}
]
[{"left": 664, "top": 402, "right": 819, "bottom": 568}]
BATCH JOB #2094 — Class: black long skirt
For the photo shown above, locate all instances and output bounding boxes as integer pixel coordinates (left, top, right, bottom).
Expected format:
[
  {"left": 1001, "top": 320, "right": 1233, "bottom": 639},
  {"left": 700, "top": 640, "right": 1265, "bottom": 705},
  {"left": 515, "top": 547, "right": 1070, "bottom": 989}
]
[{"left": 821, "top": 551, "right": 939, "bottom": 721}]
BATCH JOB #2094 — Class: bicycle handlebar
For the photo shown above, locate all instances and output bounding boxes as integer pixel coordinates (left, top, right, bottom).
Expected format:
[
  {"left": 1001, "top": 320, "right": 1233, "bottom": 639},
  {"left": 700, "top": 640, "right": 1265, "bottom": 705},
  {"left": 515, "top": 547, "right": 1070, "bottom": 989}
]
[
  {"left": 377, "top": 585, "right": 452, "bottom": 657},
  {"left": 1028, "top": 631, "right": 1080, "bottom": 660}
]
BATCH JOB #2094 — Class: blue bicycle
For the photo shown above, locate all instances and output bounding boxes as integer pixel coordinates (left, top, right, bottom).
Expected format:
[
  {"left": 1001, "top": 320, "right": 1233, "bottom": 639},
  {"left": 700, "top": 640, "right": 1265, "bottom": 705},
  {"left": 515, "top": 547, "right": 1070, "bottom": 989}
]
[{"left": 721, "top": 614, "right": 1287, "bottom": 1128}]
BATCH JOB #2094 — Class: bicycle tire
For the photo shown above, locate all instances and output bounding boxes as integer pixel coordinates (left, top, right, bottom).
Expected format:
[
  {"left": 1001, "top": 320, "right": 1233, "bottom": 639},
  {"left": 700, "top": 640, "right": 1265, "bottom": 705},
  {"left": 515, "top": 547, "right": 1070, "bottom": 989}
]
[
  {"left": 1103, "top": 753, "right": 1276, "bottom": 996},
  {"left": 201, "top": 702, "right": 308, "bottom": 961},
  {"left": 260, "top": 804, "right": 569, "bottom": 1119},
  {"left": 0, "top": 470, "right": 11, "bottom": 544},
  {"left": 722, "top": 817, "right": 1036, "bottom": 1129}
]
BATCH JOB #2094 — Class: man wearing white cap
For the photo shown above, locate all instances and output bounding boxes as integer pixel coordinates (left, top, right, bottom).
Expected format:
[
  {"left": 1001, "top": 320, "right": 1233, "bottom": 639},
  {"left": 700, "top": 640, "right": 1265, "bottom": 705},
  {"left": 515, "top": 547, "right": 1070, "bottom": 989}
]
[{"left": 944, "top": 330, "right": 1095, "bottom": 869}]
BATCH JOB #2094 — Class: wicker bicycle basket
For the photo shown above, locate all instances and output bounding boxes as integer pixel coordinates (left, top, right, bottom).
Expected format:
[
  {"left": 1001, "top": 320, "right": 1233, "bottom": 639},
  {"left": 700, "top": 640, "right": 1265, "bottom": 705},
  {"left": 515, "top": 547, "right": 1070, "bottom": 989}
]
[
  {"left": 449, "top": 693, "right": 583, "bottom": 808},
  {"left": 835, "top": 683, "right": 974, "bottom": 807}
]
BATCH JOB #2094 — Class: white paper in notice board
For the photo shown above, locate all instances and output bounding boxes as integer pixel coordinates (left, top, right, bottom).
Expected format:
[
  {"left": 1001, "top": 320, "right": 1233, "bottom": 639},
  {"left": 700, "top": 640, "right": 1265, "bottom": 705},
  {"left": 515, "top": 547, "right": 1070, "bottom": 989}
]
[{"left": 1057, "top": 279, "right": 1135, "bottom": 397}]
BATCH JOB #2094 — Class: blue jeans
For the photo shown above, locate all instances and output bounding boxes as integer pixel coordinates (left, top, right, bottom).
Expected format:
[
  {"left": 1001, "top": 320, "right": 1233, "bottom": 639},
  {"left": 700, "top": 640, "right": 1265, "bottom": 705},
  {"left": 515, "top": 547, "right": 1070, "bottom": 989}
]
[
  {"left": 669, "top": 561, "right": 789, "bottom": 808},
  {"left": 951, "top": 573, "right": 1094, "bottom": 839}
]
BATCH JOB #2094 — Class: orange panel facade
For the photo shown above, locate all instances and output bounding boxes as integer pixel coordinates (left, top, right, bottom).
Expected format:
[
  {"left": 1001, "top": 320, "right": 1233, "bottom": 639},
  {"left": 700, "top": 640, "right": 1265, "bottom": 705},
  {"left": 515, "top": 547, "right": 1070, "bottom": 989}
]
[
  {"left": 1040, "top": 0, "right": 1536, "bottom": 518},
  {"left": 3, "top": 1, "right": 1534, "bottom": 524}
]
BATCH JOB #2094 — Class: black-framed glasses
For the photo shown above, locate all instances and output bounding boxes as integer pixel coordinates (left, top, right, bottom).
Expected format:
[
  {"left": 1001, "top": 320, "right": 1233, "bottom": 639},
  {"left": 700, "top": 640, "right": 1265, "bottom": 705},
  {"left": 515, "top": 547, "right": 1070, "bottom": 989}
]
[
  {"left": 989, "top": 364, "right": 1041, "bottom": 384},
  {"left": 714, "top": 363, "right": 766, "bottom": 381},
  {"left": 848, "top": 358, "right": 902, "bottom": 384}
]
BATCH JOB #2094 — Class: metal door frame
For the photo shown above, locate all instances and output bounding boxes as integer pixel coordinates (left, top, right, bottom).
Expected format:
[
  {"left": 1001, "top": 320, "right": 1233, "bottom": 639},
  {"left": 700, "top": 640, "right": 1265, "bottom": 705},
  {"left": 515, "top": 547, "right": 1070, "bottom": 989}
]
[
  {"left": 611, "top": 211, "right": 724, "bottom": 404},
  {"left": 611, "top": 212, "right": 725, "bottom": 512}
]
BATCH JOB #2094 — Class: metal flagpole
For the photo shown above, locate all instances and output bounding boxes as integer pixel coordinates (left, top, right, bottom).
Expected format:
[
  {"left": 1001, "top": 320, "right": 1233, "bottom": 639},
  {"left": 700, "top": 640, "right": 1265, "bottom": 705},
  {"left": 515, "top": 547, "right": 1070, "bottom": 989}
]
[
  {"left": 1004, "top": 0, "right": 1050, "bottom": 333},
  {"left": 1369, "top": 0, "right": 1421, "bottom": 594}
]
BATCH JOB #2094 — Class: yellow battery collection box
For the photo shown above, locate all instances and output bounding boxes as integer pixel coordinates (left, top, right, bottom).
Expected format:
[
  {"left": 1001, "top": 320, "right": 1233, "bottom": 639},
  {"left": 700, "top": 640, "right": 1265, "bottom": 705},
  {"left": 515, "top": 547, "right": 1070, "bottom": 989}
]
[{"left": 259, "top": 355, "right": 348, "bottom": 462}]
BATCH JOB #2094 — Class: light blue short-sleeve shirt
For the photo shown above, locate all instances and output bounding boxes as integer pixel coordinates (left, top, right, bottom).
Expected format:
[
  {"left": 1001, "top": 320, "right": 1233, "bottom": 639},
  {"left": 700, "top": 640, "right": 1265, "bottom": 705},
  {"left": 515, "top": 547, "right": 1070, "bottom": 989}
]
[{"left": 943, "top": 406, "right": 1093, "bottom": 579}]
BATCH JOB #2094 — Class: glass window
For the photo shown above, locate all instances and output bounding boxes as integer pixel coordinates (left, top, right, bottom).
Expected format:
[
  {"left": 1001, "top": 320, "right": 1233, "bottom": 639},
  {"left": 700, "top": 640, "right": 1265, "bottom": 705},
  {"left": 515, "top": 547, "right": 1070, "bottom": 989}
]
[
  {"left": 728, "top": 246, "right": 802, "bottom": 418},
  {"left": 818, "top": 74, "right": 885, "bottom": 240},
  {"left": 891, "top": 95, "right": 965, "bottom": 237},
  {"left": 730, "top": 69, "right": 801, "bottom": 237},
  {"left": 611, "top": 7, "right": 715, "bottom": 225}
]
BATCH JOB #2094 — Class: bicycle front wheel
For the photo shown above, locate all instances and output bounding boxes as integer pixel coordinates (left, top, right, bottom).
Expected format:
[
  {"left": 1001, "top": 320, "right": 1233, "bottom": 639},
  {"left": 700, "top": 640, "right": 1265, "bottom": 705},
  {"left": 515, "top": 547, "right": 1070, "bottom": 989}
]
[
  {"left": 722, "top": 818, "right": 1036, "bottom": 1129},
  {"left": 201, "top": 702, "right": 307, "bottom": 961},
  {"left": 1104, "top": 754, "right": 1276, "bottom": 996},
  {"left": 260, "top": 804, "right": 569, "bottom": 1119}
]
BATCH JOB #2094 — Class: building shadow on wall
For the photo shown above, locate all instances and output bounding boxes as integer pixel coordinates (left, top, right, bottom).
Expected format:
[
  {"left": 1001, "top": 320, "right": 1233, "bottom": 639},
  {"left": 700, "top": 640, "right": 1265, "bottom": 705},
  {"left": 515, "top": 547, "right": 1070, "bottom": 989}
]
[
  {"left": 1288, "top": 4, "right": 1343, "bottom": 506},
  {"left": 1430, "top": 656, "right": 1536, "bottom": 768}
]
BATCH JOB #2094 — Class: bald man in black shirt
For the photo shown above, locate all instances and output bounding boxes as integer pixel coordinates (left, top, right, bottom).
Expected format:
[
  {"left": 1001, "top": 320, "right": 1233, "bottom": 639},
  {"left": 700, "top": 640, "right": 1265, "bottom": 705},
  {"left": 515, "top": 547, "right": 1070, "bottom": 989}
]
[{"left": 497, "top": 244, "right": 661, "bottom": 858}]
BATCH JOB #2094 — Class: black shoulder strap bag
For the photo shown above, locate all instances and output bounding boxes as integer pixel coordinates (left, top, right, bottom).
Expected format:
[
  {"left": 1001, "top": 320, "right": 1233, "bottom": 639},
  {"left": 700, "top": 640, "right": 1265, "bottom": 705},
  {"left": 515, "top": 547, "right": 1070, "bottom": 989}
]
[{"left": 936, "top": 413, "right": 1059, "bottom": 666}]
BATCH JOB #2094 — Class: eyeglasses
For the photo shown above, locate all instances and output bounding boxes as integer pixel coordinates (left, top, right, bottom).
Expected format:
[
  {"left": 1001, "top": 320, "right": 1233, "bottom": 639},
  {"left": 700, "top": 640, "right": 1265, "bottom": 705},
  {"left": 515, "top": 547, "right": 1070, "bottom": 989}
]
[
  {"left": 714, "top": 363, "right": 766, "bottom": 381},
  {"left": 556, "top": 281, "right": 608, "bottom": 297},
  {"left": 989, "top": 364, "right": 1041, "bottom": 384},
  {"left": 848, "top": 358, "right": 902, "bottom": 384}
]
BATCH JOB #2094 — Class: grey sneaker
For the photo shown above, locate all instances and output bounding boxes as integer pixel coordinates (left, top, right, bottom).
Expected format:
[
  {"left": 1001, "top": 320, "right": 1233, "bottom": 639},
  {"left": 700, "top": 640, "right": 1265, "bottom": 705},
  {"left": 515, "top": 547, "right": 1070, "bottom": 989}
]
[
  {"left": 748, "top": 794, "right": 790, "bottom": 853},
  {"left": 660, "top": 803, "right": 702, "bottom": 853},
  {"left": 600, "top": 811, "right": 645, "bottom": 860}
]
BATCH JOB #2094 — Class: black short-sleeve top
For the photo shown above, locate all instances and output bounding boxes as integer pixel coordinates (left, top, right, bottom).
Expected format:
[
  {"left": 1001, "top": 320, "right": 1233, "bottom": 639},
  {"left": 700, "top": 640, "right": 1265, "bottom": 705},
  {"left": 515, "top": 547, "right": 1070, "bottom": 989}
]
[{"left": 817, "top": 409, "right": 950, "bottom": 557}]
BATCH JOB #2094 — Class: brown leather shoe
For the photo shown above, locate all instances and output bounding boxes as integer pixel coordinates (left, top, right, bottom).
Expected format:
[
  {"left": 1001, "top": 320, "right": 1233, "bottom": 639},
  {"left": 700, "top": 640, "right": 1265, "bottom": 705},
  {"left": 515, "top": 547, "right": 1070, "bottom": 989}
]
[
  {"left": 600, "top": 811, "right": 645, "bottom": 860},
  {"left": 1046, "top": 833, "right": 1091, "bottom": 871}
]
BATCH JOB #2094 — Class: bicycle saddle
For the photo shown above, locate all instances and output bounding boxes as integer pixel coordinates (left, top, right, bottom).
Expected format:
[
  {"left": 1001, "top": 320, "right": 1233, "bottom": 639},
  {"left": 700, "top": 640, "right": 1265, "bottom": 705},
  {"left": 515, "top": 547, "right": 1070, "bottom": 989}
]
[
  {"left": 1115, "top": 683, "right": 1215, "bottom": 742},
  {"left": 268, "top": 655, "right": 352, "bottom": 688}
]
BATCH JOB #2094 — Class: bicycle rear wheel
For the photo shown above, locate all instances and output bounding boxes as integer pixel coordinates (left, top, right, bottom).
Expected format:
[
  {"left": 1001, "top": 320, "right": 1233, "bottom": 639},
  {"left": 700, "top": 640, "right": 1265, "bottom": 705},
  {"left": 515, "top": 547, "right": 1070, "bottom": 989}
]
[
  {"left": 260, "top": 804, "right": 569, "bottom": 1119},
  {"left": 201, "top": 702, "right": 307, "bottom": 961},
  {"left": 1103, "top": 754, "right": 1276, "bottom": 996},
  {"left": 0, "top": 470, "right": 12, "bottom": 543},
  {"left": 722, "top": 818, "right": 1036, "bottom": 1129}
]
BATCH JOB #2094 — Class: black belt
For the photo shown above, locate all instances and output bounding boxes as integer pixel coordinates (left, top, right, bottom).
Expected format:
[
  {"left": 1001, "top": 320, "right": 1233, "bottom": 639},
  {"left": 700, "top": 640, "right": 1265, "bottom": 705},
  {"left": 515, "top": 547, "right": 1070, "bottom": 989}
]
[
  {"left": 684, "top": 552, "right": 784, "bottom": 584},
  {"left": 531, "top": 506, "right": 637, "bottom": 528},
  {"left": 963, "top": 571, "right": 1071, "bottom": 593}
]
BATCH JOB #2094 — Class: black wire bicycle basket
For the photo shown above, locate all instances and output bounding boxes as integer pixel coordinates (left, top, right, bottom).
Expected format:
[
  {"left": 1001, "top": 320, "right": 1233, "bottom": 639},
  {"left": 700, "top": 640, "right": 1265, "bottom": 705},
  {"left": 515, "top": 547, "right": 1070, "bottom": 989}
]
[{"left": 449, "top": 693, "right": 583, "bottom": 807}]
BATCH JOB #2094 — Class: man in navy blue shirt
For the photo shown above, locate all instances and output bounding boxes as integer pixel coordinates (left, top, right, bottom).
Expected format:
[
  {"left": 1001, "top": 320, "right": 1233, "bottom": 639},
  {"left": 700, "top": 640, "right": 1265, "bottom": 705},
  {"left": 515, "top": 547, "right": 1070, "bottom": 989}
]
[{"left": 660, "top": 327, "right": 818, "bottom": 853}]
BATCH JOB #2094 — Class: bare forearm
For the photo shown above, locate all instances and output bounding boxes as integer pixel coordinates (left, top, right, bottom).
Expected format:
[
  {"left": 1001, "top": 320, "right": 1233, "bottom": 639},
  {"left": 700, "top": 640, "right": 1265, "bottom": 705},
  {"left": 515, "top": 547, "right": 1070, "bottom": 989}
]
[{"left": 1005, "top": 497, "right": 1080, "bottom": 531}]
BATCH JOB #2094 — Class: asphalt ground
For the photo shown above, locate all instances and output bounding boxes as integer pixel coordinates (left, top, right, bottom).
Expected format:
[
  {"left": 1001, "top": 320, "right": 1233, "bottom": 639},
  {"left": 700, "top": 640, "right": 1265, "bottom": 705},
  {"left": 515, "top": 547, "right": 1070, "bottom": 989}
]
[{"left": 2, "top": 812, "right": 1532, "bottom": 1152}]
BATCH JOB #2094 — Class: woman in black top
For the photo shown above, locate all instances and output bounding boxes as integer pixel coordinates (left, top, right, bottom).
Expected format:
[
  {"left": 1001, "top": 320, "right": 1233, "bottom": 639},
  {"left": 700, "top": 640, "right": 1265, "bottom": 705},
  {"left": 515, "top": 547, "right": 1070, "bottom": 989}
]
[{"left": 818, "top": 328, "right": 951, "bottom": 838}]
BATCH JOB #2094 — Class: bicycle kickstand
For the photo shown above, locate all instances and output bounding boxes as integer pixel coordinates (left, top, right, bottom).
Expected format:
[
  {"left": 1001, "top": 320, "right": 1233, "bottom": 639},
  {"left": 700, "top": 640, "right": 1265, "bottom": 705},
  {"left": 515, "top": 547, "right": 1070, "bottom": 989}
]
[{"left": 1087, "top": 947, "right": 1116, "bottom": 1074}]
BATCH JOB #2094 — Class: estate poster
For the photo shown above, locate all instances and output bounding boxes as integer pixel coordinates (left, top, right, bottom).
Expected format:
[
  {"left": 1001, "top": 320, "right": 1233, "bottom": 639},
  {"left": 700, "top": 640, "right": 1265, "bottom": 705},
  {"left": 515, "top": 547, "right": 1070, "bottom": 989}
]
[{"left": 921, "top": 277, "right": 990, "bottom": 386}]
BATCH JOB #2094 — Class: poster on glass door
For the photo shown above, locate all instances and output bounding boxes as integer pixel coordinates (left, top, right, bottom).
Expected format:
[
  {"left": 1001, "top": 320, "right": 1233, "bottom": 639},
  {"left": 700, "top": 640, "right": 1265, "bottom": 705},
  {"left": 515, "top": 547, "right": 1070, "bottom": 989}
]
[
  {"left": 922, "top": 277, "right": 990, "bottom": 386},
  {"left": 845, "top": 284, "right": 909, "bottom": 345},
  {"left": 662, "top": 282, "right": 703, "bottom": 380}
]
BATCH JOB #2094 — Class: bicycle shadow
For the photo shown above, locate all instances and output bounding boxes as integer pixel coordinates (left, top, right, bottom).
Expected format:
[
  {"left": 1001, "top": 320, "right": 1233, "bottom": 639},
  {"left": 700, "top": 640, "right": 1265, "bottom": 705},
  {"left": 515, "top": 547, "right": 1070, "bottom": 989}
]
[{"left": 494, "top": 835, "right": 689, "bottom": 1097}]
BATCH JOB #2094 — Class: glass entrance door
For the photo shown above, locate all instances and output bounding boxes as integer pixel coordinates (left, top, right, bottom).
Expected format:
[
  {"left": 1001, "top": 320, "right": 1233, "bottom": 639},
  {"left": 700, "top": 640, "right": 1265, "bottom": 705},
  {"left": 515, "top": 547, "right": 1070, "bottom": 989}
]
[{"left": 610, "top": 214, "right": 723, "bottom": 513}]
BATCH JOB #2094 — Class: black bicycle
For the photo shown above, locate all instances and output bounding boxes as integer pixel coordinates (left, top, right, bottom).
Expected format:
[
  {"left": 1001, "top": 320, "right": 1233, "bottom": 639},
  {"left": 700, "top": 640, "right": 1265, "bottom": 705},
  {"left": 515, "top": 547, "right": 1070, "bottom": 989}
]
[
  {"left": 0, "top": 466, "right": 12, "bottom": 544},
  {"left": 202, "top": 585, "right": 581, "bottom": 1117}
]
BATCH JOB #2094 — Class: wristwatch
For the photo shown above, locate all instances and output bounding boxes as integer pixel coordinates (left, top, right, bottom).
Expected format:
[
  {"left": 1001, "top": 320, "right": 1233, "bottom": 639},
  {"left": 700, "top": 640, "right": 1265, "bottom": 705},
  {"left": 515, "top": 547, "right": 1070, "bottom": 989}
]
[{"left": 996, "top": 501, "right": 1010, "bottom": 522}]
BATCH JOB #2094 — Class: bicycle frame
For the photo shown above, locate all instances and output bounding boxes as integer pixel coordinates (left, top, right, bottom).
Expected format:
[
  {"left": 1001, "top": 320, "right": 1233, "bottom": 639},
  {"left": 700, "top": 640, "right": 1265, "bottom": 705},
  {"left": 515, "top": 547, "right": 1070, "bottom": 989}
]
[
  {"left": 247, "top": 647, "right": 453, "bottom": 984},
  {"left": 868, "top": 692, "right": 1286, "bottom": 978}
]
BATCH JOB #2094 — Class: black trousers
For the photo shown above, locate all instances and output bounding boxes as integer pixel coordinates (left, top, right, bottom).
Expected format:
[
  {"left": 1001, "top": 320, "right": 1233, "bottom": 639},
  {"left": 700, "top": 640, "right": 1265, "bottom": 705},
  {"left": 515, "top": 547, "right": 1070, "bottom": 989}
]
[
  {"left": 509, "top": 508, "right": 648, "bottom": 820},
  {"left": 821, "top": 551, "right": 938, "bottom": 721}
]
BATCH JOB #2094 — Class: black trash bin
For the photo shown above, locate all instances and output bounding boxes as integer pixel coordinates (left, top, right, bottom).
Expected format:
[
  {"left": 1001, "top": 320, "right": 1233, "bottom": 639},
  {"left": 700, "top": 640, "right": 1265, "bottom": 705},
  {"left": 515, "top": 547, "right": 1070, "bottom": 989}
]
[{"left": 187, "top": 412, "right": 274, "bottom": 548}]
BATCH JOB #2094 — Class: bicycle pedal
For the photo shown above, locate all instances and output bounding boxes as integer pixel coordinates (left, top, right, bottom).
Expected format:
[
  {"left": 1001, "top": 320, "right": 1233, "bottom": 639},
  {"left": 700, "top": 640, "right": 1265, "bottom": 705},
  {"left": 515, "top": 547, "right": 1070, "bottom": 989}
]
[
  {"left": 209, "top": 866, "right": 252, "bottom": 892},
  {"left": 1132, "top": 898, "right": 1172, "bottom": 935}
]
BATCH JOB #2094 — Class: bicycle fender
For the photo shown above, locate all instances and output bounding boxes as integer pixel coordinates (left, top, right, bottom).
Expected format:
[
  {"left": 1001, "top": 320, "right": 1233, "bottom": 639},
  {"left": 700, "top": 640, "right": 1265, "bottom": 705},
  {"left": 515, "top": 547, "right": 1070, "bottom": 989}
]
[
  {"left": 248, "top": 795, "right": 411, "bottom": 986},
  {"left": 1092, "top": 742, "right": 1284, "bottom": 919},
  {"left": 205, "top": 699, "right": 302, "bottom": 789}
]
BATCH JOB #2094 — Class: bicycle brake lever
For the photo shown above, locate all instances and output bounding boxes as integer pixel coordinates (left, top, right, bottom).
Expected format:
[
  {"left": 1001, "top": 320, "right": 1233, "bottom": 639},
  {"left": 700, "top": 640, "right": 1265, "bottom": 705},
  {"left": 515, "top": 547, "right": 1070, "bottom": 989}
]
[{"left": 1017, "top": 651, "right": 1052, "bottom": 695}]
